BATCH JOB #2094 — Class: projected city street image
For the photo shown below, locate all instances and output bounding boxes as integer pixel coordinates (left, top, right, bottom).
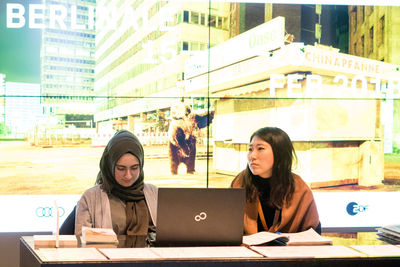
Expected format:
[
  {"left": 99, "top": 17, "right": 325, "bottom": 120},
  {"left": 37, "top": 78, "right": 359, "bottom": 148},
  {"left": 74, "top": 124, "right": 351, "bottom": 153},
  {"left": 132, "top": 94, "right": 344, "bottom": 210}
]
[
  {"left": 1, "top": 1, "right": 400, "bottom": 226},
  {"left": 0, "top": 141, "right": 232, "bottom": 194}
]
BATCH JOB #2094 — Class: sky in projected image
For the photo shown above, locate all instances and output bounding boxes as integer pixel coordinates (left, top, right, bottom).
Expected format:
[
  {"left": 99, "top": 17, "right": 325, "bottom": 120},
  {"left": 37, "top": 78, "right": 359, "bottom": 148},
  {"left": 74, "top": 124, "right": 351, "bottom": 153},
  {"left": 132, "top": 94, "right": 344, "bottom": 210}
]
[{"left": 0, "top": 0, "right": 41, "bottom": 83}]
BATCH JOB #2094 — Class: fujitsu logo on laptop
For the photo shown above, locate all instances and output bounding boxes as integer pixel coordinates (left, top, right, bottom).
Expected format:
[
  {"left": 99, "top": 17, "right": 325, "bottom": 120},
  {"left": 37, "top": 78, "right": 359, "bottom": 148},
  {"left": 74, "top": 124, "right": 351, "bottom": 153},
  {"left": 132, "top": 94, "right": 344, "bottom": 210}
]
[{"left": 194, "top": 212, "right": 207, "bottom": 222}]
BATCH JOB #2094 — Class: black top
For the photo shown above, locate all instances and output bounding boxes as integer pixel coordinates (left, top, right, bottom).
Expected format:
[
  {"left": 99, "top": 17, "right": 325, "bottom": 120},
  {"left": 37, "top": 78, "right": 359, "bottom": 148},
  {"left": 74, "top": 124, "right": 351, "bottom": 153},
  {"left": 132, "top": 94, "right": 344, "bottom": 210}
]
[{"left": 253, "top": 175, "right": 277, "bottom": 231}]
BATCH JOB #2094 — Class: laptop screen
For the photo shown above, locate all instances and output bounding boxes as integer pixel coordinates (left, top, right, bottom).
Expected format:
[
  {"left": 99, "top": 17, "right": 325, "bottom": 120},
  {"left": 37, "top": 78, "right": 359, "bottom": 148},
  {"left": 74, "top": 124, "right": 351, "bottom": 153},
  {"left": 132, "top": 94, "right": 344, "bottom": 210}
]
[{"left": 155, "top": 187, "right": 245, "bottom": 246}]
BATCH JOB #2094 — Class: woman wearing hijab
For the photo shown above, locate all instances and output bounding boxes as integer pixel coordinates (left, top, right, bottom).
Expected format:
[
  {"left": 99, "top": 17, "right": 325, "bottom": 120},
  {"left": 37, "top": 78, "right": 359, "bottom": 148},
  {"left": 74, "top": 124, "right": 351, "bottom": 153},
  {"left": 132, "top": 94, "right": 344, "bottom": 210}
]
[
  {"left": 75, "top": 130, "right": 157, "bottom": 245},
  {"left": 231, "top": 127, "right": 320, "bottom": 235}
]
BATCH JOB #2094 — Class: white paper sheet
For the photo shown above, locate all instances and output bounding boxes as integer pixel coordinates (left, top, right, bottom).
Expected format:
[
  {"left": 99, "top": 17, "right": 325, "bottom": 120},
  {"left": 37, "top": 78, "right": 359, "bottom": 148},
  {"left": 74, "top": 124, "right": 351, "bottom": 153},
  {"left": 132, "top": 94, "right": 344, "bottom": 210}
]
[
  {"left": 350, "top": 245, "right": 400, "bottom": 256},
  {"left": 150, "top": 246, "right": 262, "bottom": 259},
  {"left": 36, "top": 247, "right": 107, "bottom": 262},
  {"left": 99, "top": 248, "right": 160, "bottom": 260},
  {"left": 251, "top": 245, "right": 365, "bottom": 258}
]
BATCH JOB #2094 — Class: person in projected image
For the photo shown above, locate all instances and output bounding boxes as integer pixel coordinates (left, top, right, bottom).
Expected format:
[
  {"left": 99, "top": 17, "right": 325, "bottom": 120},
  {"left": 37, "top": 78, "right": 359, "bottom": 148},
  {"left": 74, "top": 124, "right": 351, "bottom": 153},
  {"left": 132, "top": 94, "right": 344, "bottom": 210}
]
[
  {"left": 231, "top": 127, "right": 320, "bottom": 235},
  {"left": 75, "top": 130, "right": 157, "bottom": 246}
]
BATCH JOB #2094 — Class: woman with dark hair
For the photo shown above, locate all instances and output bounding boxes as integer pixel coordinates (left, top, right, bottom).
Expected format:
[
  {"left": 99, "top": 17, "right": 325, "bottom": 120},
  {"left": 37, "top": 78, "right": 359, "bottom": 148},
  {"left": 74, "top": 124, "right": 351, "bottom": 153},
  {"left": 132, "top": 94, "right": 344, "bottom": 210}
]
[
  {"left": 75, "top": 130, "right": 157, "bottom": 245},
  {"left": 231, "top": 127, "right": 319, "bottom": 234}
]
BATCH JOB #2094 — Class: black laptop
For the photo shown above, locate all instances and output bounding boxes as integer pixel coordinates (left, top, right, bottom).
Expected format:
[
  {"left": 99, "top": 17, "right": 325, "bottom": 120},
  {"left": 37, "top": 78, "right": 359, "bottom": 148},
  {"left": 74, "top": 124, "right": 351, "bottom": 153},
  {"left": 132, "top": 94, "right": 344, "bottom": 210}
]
[{"left": 155, "top": 187, "right": 245, "bottom": 246}]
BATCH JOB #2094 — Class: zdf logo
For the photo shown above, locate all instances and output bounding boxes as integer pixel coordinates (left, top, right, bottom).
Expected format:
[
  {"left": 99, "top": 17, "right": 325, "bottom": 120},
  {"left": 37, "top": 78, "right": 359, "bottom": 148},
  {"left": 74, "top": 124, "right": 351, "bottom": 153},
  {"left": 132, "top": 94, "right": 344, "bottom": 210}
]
[{"left": 346, "top": 202, "right": 368, "bottom": 216}]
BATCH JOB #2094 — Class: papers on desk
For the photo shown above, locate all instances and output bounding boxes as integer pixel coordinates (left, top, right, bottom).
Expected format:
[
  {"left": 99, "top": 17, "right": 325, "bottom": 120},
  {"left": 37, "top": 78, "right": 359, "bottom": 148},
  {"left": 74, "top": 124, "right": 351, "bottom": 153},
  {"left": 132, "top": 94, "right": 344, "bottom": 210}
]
[
  {"left": 36, "top": 247, "right": 108, "bottom": 262},
  {"left": 81, "top": 227, "right": 118, "bottom": 244},
  {"left": 242, "top": 228, "right": 332, "bottom": 246},
  {"left": 151, "top": 246, "right": 262, "bottom": 259},
  {"left": 80, "top": 240, "right": 119, "bottom": 248},
  {"left": 243, "top": 231, "right": 289, "bottom": 246},
  {"left": 99, "top": 246, "right": 262, "bottom": 260},
  {"left": 376, "top": 225, "right": 400, "bottom": 244},
  {"left": 250, "top": 245, "right": 365, "bottom": 258},
  {"left": 350, "top": 245, "right": 400, "bottom": 257},
  {"left": 98, "top": 248, "right": 160, "bottom": 260}
]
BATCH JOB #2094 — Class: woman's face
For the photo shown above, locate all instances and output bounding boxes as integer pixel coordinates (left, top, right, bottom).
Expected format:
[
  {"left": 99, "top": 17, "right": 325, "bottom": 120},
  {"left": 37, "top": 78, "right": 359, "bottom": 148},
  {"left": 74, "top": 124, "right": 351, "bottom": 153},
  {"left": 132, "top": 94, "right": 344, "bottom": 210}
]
[
  {"left": 114, "top": 153, "right": 141, "bottom": 187},
  {"left": 248, "top": 135, "right": 274, "bottom": 178}
]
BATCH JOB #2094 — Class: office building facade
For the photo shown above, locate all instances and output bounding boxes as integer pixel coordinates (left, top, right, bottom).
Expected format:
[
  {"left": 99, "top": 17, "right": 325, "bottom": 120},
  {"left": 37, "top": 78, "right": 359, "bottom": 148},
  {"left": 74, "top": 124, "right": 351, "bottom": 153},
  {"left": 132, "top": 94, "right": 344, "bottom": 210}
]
[
  {"left": 228, "top": 3, "right": 349, "bottom": 53},
  {"left": 94, "top": 0, "right": 229, "bottom": 133},
  {"left": 348, "top": 6, "right": 400, "bottom": 152},
  {"left": 0, "top": 74, "right": 5, "bottom": 125},
  {"left": 3, "top": 82, "right": 42, "bottom": 138},
  {"left": 40, "top": 0, "right": 96, "bottom": 128}
]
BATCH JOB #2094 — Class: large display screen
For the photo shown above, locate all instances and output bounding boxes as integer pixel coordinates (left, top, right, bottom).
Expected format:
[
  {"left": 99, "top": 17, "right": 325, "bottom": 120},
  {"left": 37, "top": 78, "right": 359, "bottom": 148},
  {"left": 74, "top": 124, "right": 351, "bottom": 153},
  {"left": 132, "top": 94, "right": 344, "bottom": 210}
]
[{"left": 0, "top": 0, "right": 399, "bottom": 232}]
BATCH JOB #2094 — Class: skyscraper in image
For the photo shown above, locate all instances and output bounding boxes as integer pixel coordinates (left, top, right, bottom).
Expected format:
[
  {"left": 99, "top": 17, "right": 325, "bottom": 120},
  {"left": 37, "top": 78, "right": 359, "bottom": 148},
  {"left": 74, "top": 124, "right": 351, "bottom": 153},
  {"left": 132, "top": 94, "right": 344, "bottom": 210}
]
[{"left": 40, "top": 0, "right": 96, "bottom": 128}]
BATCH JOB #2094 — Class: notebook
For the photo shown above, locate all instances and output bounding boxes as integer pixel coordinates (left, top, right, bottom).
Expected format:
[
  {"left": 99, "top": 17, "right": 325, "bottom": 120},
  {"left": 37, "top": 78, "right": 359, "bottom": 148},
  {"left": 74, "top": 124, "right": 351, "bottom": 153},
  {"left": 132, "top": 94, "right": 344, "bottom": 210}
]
[{"left": 155, "top": 187, "right": 245, "bottom": 246}]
